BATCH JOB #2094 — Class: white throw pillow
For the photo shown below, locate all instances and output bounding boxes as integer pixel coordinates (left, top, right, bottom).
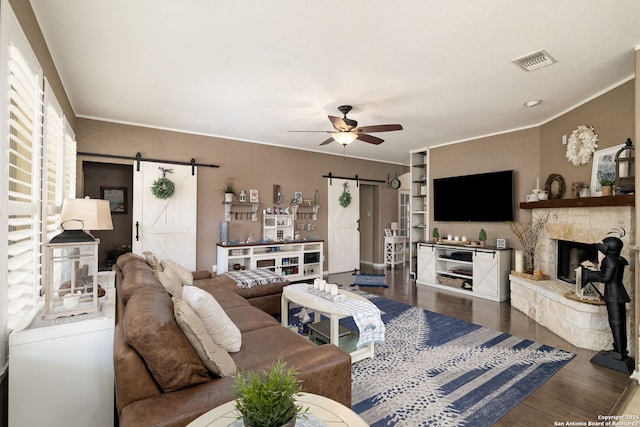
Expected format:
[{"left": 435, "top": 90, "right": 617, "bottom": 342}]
[
  {"left": 155, "top": 270, "right": 182, "bottom": 297},
  {"left": 161, "top": 259, "right": 193, "bottom": 285},
  {"left": 173, "top": 297, "right": 237, "bottom": 376},
  {"left": 182, "top": 285, "right": 242, "bottom": 353}
]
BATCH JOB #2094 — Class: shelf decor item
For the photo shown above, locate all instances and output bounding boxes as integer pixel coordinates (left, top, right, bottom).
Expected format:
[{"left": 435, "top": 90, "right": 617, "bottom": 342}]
[
  {"left": 615, "top": 138, "right": 635, "bottom": 194},
  {"left": 233, "top": 359, "right": 309, "bottom": 427},
  {"left": 222, "top": 178, "right": 236, "bottom": 203},
  {"left": 478, "top": 229, "right": 487, "bottom": 246},
  {"left": 566, "top": 125, "right": 598, "bottom": 166},
  {"left": 151, "top": 168, "right": 175, "bottom": 200},
  {"left": 590, "top": 143, "right": 625, "bottom": 196}
]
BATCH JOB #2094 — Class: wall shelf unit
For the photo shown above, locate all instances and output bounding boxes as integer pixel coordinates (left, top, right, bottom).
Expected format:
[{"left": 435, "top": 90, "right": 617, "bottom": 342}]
[
  {"left": 216, "top": 240, "right": 323, "bottom": 282},
  {"left": 224, "top": 202, "right": 259, "bottom": 221},
  {"left": 416, "top": 243, "right": 511, "bottom": 302},
  {"left": 409, "top": 150, "right": 428, "bottom": 277}
]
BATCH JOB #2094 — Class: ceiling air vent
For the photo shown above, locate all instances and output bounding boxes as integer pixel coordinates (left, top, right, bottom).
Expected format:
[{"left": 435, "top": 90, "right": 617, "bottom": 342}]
[{"left": 512, "top": 49, "right": 557, "bottom": 71}]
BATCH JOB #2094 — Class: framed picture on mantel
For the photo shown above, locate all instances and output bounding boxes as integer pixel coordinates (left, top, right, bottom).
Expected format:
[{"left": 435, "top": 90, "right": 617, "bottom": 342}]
[{"left": 590, "top": 144, "right": 623, "bottom": 196}]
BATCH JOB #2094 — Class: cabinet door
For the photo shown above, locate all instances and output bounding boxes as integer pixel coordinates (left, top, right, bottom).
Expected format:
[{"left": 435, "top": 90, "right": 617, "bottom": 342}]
[
  {"left": 473, "top": 251, "right": 499, "bottom": 297},
  {"left": 417, "top": 245, "right": 437, "bottom": 282},
  {"left": 253, "top": 256, "right": 278, "bottom": 273}
]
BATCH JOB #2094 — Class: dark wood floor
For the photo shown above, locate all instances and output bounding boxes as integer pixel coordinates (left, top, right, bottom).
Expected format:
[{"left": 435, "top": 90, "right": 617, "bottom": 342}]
[{"left": 326, "top": 264, "right": 632, "bottom": 426}]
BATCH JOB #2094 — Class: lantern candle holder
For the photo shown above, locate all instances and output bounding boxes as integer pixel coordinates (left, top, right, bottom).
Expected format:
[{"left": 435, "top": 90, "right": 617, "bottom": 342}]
[
  {"left": 44, "top": 240, "right": 99, "bottom": 319},
  {"left": 615, "top": 138, "right": 635, "bottom": 194}
]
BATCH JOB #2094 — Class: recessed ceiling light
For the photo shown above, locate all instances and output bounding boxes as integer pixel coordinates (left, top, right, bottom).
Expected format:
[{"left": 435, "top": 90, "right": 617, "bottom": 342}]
[{"left": 524, "top": 99, "right": 542, "bottom": 108}]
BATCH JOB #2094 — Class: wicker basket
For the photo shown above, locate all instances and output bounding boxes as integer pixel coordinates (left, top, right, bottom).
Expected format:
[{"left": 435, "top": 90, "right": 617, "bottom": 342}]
[{"left": 437, "top": 274, "right": 465, "bottom": 288}]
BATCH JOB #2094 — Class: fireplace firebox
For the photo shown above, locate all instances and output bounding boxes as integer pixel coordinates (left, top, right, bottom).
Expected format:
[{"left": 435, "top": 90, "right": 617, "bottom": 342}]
[{"left": 556, "top": 239, "right": 598, "bottom": 284}]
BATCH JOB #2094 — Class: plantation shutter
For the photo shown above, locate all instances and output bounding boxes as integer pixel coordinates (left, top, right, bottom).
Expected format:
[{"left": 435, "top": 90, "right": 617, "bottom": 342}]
[
  {"left": 4, "top": 10, "right": 44, "bottom": 336},
  {"left": 43, "top": 83, "right": 65, "bottom": 242}
]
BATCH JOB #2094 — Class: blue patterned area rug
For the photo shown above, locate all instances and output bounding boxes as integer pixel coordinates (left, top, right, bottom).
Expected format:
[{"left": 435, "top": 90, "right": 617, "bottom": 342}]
[{"left": 292, "top": 292, "right": 575, "bottom": 427}]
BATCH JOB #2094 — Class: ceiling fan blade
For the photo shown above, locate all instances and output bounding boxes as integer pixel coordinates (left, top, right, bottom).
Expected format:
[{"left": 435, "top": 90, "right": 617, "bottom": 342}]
[
  {"left": 357, "top": 124, "right": 403, "bottom": 133},
  {"left": 328, "top": 115, "right": 350, "bottom": 132},
  {"left": 357, "top": 133, "right": 384, "bottom": 145},
  {"left": 319, "top": 137, "right": 334, "bottom": 146}
]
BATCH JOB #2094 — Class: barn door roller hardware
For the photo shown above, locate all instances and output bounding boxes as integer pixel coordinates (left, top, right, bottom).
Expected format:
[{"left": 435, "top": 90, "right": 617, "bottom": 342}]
[
  {"left": 323, "top": 172, "right": 385, "bottom": 186},
  {"left": 77, "top": 151, "right": 220, "bottom": 176}
]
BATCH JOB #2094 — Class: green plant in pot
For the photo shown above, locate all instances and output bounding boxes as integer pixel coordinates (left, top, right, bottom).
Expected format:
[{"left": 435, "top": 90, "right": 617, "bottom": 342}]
[
  {"left": 598, "top": 171, "right": 615, "bottom": 196},
  {"left": 221, "top": 178, "right": 236, "bottom": 203},
  {"left": 478, "top": 228, "right": 487, "bottom": 246},
  {"left": 234, "top": 359, "right": 309, "bottom": 427},
  {"left": 432, "top": 227, "right": 440, "bottom": 242}
]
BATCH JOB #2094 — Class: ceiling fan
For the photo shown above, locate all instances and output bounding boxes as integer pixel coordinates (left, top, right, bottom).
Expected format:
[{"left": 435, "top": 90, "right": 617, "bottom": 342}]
[{"left": 289, "top": 105, "right": 403, "bottom": 146}]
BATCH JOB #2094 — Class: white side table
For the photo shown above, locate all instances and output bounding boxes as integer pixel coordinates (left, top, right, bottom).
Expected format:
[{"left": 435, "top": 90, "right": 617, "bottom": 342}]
[
  {"left": 187, "top": 392, "right": 368, "bottom": 426},
  {"left": 384, "top": 235, "right": 407, "bottom": 269},
  {"left": 8, "top": 288, "right": 116, "bottom": 427}
]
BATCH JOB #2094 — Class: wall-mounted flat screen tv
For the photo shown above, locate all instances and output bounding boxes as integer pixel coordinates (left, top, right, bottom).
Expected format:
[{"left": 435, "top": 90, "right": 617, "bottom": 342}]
[{"left": 433, "top": 170, "right": 515, "bottom": 222}]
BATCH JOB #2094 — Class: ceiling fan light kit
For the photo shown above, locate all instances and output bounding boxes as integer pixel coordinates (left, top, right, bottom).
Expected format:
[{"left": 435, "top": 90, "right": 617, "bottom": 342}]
[
  {"left": 290, "top": 105, "right": 403, "bottom": 147},
  {"left": 332, "top": 131, "right": 358, "bottom": 146}
]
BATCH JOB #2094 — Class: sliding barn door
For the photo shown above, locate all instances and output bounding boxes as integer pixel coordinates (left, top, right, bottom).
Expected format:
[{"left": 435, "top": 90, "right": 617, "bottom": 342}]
[
  {"left": 327, "top": 179, "right": 360, "bottom": 273},
  {"left": 132, "top": 162, "right": 197, "bottom": 270}
]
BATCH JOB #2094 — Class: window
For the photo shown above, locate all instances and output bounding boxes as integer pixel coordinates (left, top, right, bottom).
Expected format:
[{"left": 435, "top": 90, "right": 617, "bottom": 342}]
[
  {"left": 3, "top": 7, "right": 44, "bottom": 337},
  {"left": 0, "top": 4, "right": 76, "bottom": 369}
]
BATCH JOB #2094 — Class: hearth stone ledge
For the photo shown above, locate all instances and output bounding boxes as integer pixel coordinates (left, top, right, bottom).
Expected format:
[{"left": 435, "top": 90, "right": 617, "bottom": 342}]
[{"left": 510, "top": 274, "right": 611, "bottom": 351}]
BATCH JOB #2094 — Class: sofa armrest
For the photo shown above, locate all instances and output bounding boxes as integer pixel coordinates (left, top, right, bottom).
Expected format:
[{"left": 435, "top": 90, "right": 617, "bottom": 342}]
[{"left": 192, "top": 270, "right": 213, "bottom": 280}]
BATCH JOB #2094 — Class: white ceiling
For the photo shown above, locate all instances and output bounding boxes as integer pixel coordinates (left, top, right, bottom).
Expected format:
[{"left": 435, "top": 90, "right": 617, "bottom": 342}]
[{"left": 29, "top": 0, "right": 640, "bottom": 165}]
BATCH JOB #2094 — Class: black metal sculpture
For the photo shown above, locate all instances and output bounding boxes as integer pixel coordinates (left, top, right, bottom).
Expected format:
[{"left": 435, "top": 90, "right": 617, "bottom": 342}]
[{"left": 581, "top": 234, "right": 635, "bottom": 373}]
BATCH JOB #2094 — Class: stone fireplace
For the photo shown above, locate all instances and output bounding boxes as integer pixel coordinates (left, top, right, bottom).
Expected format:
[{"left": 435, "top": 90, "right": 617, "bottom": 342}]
[
  {"left": 510, "top": 201, "right": 635, "bottom": 352},
  {"left": 556, "top": 239, "right": 599, "bottom": 284}
]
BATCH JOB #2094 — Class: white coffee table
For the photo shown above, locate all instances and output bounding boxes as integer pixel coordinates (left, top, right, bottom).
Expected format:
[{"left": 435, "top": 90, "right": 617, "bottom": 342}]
[
  {"left": 281, "top": 283, "right": 375, "bottom": 363},
  {"left": 186, "top": 392, "right": 368, "bottom": 427}
]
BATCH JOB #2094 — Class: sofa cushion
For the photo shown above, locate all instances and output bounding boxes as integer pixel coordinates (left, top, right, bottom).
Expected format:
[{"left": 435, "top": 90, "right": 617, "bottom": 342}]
[
  {"left": 182, "top": 285, "right": 242, "bottom": 353},
  {"left": 162, "top": 259, "right": 193, "bottom": 285},
  {"left": 173, "top": 297, "right": 236, "bottom": 377},
  {"left": 224, "top": 306, "right": 280, "bottom": 333},
  {"left": 121, "top": 259, "right": 165, "bottom": 304},
  {"left": 116, "top": 252, "right": 146, "bottom": 270},
  {"left": 123, "top": 287, "right": 210, "bottom": 392},
  {"left": 156, "top": 270, "right": 182, "bottom": 297}
]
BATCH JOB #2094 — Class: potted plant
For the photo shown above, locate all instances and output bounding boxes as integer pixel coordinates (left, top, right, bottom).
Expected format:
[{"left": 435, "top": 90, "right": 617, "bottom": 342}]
[
  {"left": 478, "top": 229, "right": 487, "bottom": 246},
  {"left": 222, "top": 178, "right": 236, "bottom": 203},
  {"left": 598, "top": 171, "right": 615, "bottom": 196},
  {"left": 234, "top": 359, "right": 309, "bottom": 427},
  {"left": 432, "top": 227, "right": 440, "bottom": 243}
]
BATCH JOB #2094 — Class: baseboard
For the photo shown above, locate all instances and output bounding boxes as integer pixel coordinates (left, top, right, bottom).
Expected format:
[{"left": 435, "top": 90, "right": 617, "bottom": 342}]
[{"left": 610, "top": 377, "right": 638, "bottom": 415}]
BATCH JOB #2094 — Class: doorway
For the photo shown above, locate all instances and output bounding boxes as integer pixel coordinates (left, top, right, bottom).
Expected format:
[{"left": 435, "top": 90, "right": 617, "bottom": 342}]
[{"left": 82, "top": 161, "right": 133, "bottom": 268}]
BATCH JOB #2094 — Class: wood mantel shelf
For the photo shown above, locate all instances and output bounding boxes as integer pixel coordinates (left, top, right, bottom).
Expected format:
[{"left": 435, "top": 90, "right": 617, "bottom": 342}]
[{"left": 520, "top": 194, "right": 635, "bottom": 209}]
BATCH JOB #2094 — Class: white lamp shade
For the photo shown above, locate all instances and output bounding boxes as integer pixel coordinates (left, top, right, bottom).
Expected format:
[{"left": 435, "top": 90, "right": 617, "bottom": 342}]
[
  {"left": 390, "top": 222, "right": 399, "bottom": 231},
  {"left": 60, "top": 198, "right": 113, "bottom": 231},
  {"left": 331, "top": 132, "right": 358, "bottom": 145}
]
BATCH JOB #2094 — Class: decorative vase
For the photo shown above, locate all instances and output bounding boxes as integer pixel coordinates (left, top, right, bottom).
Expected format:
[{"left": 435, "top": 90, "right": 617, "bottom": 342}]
[
  {"left": 601, "top": 185, "right": 613, "bottom": 196},
  {"left": 224, "top": 192, "right": 234, "bottom": 203}
]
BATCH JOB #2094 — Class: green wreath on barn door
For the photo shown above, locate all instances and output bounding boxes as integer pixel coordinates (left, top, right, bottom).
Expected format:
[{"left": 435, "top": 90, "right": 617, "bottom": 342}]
[
  {"left": 339, "top": 182, "right": 352, "bottom": 208},
  {"left": 151, "top": 167, "right": 175, "bottom": 200}
]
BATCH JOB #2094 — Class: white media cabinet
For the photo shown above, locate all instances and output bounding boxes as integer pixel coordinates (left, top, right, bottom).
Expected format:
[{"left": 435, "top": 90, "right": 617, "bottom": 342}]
[
  {"left": 416, "top": 243, "right": 511, "bottom": 301},
  {"left": 217, "top": 240, "right": 323, "bottom": 282}
]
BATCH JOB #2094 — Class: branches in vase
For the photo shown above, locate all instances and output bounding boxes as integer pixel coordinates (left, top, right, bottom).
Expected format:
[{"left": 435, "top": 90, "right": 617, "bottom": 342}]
[{"left": 509, "top": 213, "right": 548, "bottom": 274}]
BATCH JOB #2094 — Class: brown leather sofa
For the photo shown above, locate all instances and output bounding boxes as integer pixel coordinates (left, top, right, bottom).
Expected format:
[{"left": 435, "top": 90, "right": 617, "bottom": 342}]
[{"left": 113, "top": 253, "right": 352, "bottom": 427}]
